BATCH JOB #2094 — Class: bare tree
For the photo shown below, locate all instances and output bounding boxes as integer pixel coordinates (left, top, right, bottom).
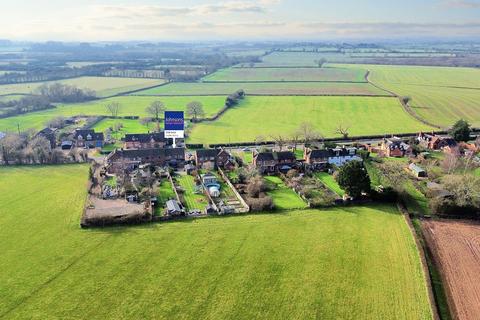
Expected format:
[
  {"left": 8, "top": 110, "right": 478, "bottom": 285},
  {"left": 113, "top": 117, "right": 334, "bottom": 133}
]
[
  {"left": 271, "top": 134, "right": 287, "bottom": 151},
  {"left": 290, "top": 130, "right": 302, "bottom": 151},
  {"left": 254, "top": 135, "right": 266, "bottom": 145},
  {"left": 145, "top": 101, "right": 165, "bottom": 132},
  {"left": 441, "top": 153, "right": 461, "bottom": 174},
  {"left": 401, "top": 96, "right": 412, "bottom": 105},
  {"left": 139, "top": 117, "right": 153, "bottom": 130},
  {"left": 105, "top": 102, "right": 121, "bottom": 118},
  {"left": 376, "top": 161, "right": 408, "bottom": 193},
  {"left": 186, "top": 101, "right": 205, "bottom": 122},
  {"left": 335, "top": 123, "right": 350, "bottom": 139},
  {"left": 298, "top": 122, "right": 322, "bottom": 146}
]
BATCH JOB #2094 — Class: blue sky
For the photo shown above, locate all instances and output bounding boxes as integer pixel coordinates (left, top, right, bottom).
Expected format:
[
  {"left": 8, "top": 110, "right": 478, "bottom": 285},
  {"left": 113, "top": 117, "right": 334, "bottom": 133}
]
[{"left": 1, "top": 0, "right": 480, "bottom": 41}]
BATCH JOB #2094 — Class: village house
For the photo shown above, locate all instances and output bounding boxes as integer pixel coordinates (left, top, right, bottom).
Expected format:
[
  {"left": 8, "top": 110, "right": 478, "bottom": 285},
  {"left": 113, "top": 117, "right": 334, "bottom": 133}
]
[
  {"left": 73, "top": 129, "right": 104, "bottom": 148},
  {"left": 253, "top": 151, "right": 296, "bottom": 173},
  {"left": 379, "top": 137, "right": 412, "bottom": 157},
  {"left": 106, "top": 147, "right": 185, "bottom": 173},
  {"left": 194, "top": 148, "right": 232, "bottom": 170},
  {"left": 327, "top": 147, "right": 362, "bottom": 167},
  {"left": 304, "top": 147, "right": 362, "bottom": 170},
  {"left": 304, "top": 148, "right": 330, "bottom": 170},
  {"left": 124, "top": 133, "right": 171, "bottom": 150},
  {"left": 35, "top": 127, "right": 57, "bottom": 149},
  {"left": 417, "top": 133, "right": 458, "bottom": 153}
]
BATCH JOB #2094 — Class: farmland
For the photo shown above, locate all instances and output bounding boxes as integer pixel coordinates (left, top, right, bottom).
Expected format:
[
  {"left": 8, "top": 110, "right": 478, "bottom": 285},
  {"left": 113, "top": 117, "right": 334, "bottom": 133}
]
[
  {"left": 0, "top": 165, "right": 432, "bottom": 319},
  {"left": 202, "top": 67, "right": 367, "bottom": 82},
  {"left": 0, "top": 95, "right": 225, "bottom": 132},
  {"left": 423, "top": 220, "right": 480, "bottom": 320},
  {"left": 188, "top": 96, "right": 435, "bottom": 144},
  {"left": 91, "top": 119, "right": 151, "bottom": 139},
  {"left": 133, "top": 81, "right": 388, "bottom": 96},
  {"left": 0, "top": 76, "right": 166, "bottom": 97},
  {"left": 336, "top": 63, "right": 480, "bottom": 127}
]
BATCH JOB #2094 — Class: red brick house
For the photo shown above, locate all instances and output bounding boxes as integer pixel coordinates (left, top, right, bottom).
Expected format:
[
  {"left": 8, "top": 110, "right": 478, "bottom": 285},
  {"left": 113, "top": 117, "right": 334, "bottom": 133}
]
[
  {"left": 194, "top": 148, "right": 232, "bottom": 170},
  {"left": 379, "top": 137, "right": 413, "bottom": 157},
  {"left": 304, "top": 148, "right": 330, "bottom": 170},
  {"left": 73, "top": 129, "right": 104, "bottom": 148},
  {"left": 417, "top": 133, "right": 458, "bottom": 151},
  {"left": 253, "top": 151, "right": 296, "bottom": 173}
]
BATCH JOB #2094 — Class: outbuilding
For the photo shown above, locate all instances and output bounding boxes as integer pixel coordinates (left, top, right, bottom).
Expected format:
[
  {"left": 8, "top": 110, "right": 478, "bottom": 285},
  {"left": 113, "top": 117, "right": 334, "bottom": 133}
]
[{"left": 409, "top": 163, "right": 427, "bottom": 178}]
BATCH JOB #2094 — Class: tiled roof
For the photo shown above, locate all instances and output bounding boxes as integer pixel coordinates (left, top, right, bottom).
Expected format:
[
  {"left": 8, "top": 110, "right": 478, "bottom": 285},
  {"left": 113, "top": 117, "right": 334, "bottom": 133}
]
[{"left": 124, "top": 133, "right": 167, "bottom": 143}]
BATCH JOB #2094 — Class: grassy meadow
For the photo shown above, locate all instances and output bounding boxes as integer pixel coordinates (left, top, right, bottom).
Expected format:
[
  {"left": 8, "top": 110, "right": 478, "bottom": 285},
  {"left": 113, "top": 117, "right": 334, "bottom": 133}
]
[
  {"left": 0, "top": 165, "right": 432, "bottom": 319},
  {"left": 0, "top": 76, "right": 166, "bottom": 97},
  {"left": 133, "top": 81, "right": 388, "bottom": 96},
  {"left": 0, "top": 95, "right": 225, "bottom": 132},
  {"left": 91, "top": 118, "right": 152, "bottom": 139},
  {"left": 336, "top": 63, "right": 480, "bottom": 127},
  {"left": 202, "top": 67, "right": 367, "bottom": 82},
  {"left": 188, "top": 96, "right": 435, "bottom": 144}
]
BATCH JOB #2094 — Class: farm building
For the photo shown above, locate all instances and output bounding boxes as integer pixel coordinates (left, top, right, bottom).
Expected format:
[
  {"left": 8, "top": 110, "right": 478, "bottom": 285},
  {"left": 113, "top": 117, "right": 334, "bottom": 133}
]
[
  {"left": 61, "top": 140, "right": 73, "bottom": 150},
  {"left": 409, "top": 163, "right": 427, "bottom": 178},
  {"left": 379, "top": 137, "right": 412, "bottom": 157},
  {"left": 73, "top": 129, "right": 104, "bottom": 148},
  {"left": 194, "top": 148, "right": 232, "bottom": 170},
  {"left": 124, "top": 132, "right": 172, "bottom": 150},
  {"left": 106, "top": 148, "right": 185, "bottom": 173}
]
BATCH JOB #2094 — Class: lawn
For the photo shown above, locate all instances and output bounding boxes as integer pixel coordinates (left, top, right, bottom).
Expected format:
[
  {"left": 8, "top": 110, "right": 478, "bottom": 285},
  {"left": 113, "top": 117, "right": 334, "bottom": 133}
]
[
  {"left": 0, "top": 95, "right": 225, "bottom": 132},
  {"left": 0, "top": 165, "right": 433, "bottom": 319},
  {"left": 0, "top": 76, "right": 166, "bottom": 97},
  {"left": 177, "top": 174, "right": 209, "bottom": 211},
  {"left": 92, "top": 118, "right": 152, "bottom": 139},
  {"left": 133, "top": 81, "right": 387, "bottom": 96},
  {"left": 315, "top": 172, "right": 345, "bottom": 197},
  {"left": 335, "top": 63, "right": 480, "bottom": 127},
  {"left": 188, "top": 96, "right": 435, "bottom": 144},
  {"left": 202, "top": 67, "right": 366, "bottom": 82},
  {"left": 264, "top": 176, "right": 308, "bottom": 210},
  {"left": 474, "top": 167, "right": 480, "bottom": 176}
]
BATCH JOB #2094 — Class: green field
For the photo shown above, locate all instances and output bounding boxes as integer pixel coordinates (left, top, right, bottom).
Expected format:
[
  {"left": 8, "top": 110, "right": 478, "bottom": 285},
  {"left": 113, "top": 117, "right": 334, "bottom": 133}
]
[
  {"left": 0, "top": 96, "right": 225, "bottom": 132},
  {"left": 188, "top": 96, "right": 435, "bottom": 144},
  {"left": 336, "top": 64, "right": 480, "bottom": 127},
  {"left": 0, "top": 165, "right": 432, "bottom": 319},
  {"left": 133, "top": 81, "right": 388, "bottom": 96},
  {"left": 0, "top": 76, "right": 166, "bottom": 97},
  {"left": 91, "top": 118, "right": 152, "bottom": 139},
  {"left": 315, "top": 172, "right": 345, "bottom": 197},
  {"left": 255, "top": 52, "right": 348, "bottom": 67},
  {"left": 203, "top": 67, "right": 366, "bottom": 82},
  {"left": 264, "top": 176, "right": 308, "bottom": 210}
]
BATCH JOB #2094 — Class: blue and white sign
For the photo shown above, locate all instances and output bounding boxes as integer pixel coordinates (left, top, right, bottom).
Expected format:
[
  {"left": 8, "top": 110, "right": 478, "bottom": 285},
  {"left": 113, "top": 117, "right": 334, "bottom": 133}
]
[{"left": 164, "top": 111, "right": 184, "bottom": 138}]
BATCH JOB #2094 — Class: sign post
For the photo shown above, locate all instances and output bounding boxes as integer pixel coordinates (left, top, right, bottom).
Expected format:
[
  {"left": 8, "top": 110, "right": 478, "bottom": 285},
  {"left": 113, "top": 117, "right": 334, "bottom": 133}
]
[{"left": 164, "top": 111, "right": 184, "bottom": 148}]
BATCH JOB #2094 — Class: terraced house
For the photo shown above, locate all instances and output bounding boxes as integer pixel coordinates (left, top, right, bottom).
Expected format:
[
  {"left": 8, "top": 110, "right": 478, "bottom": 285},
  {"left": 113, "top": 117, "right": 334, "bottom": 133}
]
[
  {"left": 253, "top": 151, "right": 296, "bottom": 173},
  {"left": 194, "top": 148, "right": 232, "bottom": 170},
  {"left": 304, "top": 147, "right": 362, "bottom": 169},
  {"left": 106, "top": 148, "right": 185, "bottom": 173},
  {"left": 124, "top": 132, "right": 171, "bottom": 150}
]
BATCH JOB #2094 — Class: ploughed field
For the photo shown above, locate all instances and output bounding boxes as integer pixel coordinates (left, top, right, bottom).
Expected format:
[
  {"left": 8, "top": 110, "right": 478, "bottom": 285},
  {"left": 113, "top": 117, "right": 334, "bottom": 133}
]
[
  {"left": 0, "top": 76, "right": 166, "bottom": 97},
  {"left": 133, "top": 81, "right": 388, "bottom": 96},
  {"left": 0, "top": 95, "right": 225, "bottom": 132},
  {"left": 187, "top": 96, "right": 435, "bottom": 144},
  {"left": 422, "top": 220, "right": 480, "bottom": 320},
  {"left": 0, "top": 165, "right": 433, "bottom": 319},
  {"left": 202, "top": 67, "right": 367, "bottom": 82},
  {"left": 335, "top": 63, "right": 480, "bottom": 127}
]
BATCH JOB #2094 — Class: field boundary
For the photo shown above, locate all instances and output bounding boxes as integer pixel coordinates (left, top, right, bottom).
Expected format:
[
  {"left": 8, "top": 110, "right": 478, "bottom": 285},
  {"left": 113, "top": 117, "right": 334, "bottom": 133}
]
[
  {"left": 397, "top": 202, "right": 440, "bottom": 320},
  {"left": 201, "top": 80, "right": 368, "bottom": 84},
  {"left": 130, "top": 93, "right": 394, "bottom": 97},
  {"left": 365, "top": 70, "right": 443, "bottom": 129}
]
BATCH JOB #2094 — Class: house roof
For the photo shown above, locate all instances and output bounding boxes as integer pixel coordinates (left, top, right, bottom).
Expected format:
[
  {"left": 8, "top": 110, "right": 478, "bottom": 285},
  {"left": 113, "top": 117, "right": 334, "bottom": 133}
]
[
  {"left": 273, "top": 151, "right": 296, "bottom": 161},
  {"left": 124, "top": 133, "right": 167, "bottom": 143},
  {"left": 409, "top": 163, "right": 426, "bottom": 173},
  {"left": 308, "top": 149, "right": 331, "bottom": 159},
  {"left": 384, "top": 137, "right": 410, "bottom": 151},
  {"left": 195, "top": 149, "right": 219, "bottom": 158},
  {"left": 166, "top": 200, "right": 182, "bottom": 212},
  {"left": 254, "top": 152, "right": 275, "bottom": 161},
  {"left": 37, "top": 127, "right": 57, "bottom": 136},
  {"left": 74, "top": 129, "right": 104, "bottom": 141},
  {"left": 108, "top": 148, "right": 185, "bottom": 161}
]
